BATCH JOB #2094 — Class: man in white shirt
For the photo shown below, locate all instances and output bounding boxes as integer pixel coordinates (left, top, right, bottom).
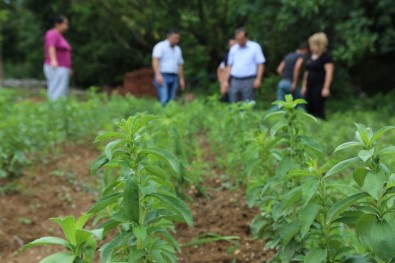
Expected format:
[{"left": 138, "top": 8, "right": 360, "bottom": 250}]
[
  {"left": 222, "top": 28, "right": 266, "bottom": 103},
  {"left": 152, "top": 29, "right": 185, "bottom": 106}
]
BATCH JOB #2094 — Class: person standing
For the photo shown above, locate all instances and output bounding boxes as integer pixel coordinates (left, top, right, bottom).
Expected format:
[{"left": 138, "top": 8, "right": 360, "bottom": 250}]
[
  {"left": 217, "top": 37, "right": 236, "bottom": 102},
  {"left": 301, "top": 32, "right": 334, "bottom": 119},
  {"left": 274, "top": 43, "right": 309, "bottom": 107},
  {"left": 44, "top": 15, "right": 72, "bottom": 100},
  {"left": 152, "top": 29, "right": 185, "bottom": 106},
  {"left": 222, "top": 28, "right": 265, "bottom": 103}
]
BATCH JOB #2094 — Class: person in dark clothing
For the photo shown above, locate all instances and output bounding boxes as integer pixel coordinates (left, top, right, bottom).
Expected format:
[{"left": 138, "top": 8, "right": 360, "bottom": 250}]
[
  {"left": 272, "top": 43, "right": 309, "bottom": 110},
  {"left": 217, "top": 38, "right": 236, "bottom": 102},
  {"left": 301, "top": 32, "right": 334, "bottom": 119}
]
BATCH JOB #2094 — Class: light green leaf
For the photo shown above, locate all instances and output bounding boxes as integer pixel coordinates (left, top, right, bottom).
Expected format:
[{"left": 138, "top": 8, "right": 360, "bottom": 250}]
[
  {"left": 51, "top": 216, "right": 76, "bottom": 244},
  {"left": 297, "top": 111, "right": 319, "bottom": 124},
  {"left": 302, "top": 179, "right": 319, "bottom": 207},
  {"left": 370, "top": 126, "right": 395, "bottom": 145},
  {"left": 334, "top": 141, "right": 362, "bottom": 152},
  {"left": 358, "top": 148, "right": 374, "bottom": 162},
  {"left": 324, "top": 157, "right": 360, "bottom": 178},
  {"left": 147, "top": 193, "right": 193, "bottom": 226},
  {"left": 378, "top": 146, "right": 395, "bottom": 157},
  {"left": 151, "top": 249, "right": 165, "bottom": 263},
  {"left": 76, "top": 214, "right": 93, "bottom": 229},
  {"left": 39, "top": 252, "right": 76, "bottom": 263},
  {"left": 362, "top": 172, "right": 385, "bottom": 201},
  {"left": 133, "top": 225, "right": 147, "bottom": 242},
  {"left": 142, "top": 147, "right": 180, "bottom": 175},
  {"left": 95, "top": 131, "right": 125, "bottom": 143},
  {"left": 326, "top": 192, "right": 369, "bottom": 224},
  {"left": 293, "top": 98, "right": 307, "bottom": 105},
  {"left": 104, "top": 140, "right": 121, "bottom": 161},
  {"left": 22, "top": 237, "right": 68, "bottom": 250},
  {"left": 100, "top": 231, "right": 131, "bottom": 263},
  {"left": 286, "top": 169, "right": 312, "bottom": 179},
  {"left": 130, "top": 115, "right": 157, "bottom": 135},
  {"left": 161, "top": 231, "right": 181, "bottom": 253},
  {"left": 89, "top": 228, "right": 104, "bottom": 240},
  {"left": 299, "top": 204, "right": 320, "bottom": 238},
  {"left": 128, "top": 250, "right": 145, "bottom": 263},
  {"left": 304, "top": 248, "right": 327, "bottom": 263},
  {"left": 75, "top": 229, "right": 93, "bottom": 246},
  {"left": 352, "top": 168, "right": 368, "bottom": 187},
  {"left": 263, "top": 111, "right": 286, "bottom": 122},
  {"left": 88, "top": 193, "right": 122, "bottom": 213}
]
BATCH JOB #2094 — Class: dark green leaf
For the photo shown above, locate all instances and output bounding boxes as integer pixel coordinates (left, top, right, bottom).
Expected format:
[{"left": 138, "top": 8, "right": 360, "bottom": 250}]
[
  {"left": 327, "top": 192, "right": 369, "bottom": 224},
  {"left": 147, "top": 193, "right": 193, "bottom": 226},
  {"left": 91, "top": 154, "right": 109, "bottom": 175},
  {"left": 299, "top": 204, "right": 320, "bottom": 238},
  {"left": 324, "top": 157, "right": 360, "bottom": 178},
  {"left": 123, "top": 176, "right": 140, "bottom": 224},
  {"left": 304, "top": 248, "right": 327, "bottom": 263}
]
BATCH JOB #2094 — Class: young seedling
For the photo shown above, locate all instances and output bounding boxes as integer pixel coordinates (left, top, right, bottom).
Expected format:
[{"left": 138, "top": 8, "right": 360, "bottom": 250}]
[{"left": 22, "top": 214, "right": 102, "bottom": 263}]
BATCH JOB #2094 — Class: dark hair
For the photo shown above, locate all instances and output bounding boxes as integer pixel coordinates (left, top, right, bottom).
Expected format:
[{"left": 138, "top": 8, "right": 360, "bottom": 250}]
[
  {"left": 298, "top": 42, "right": 309, "bottom": 50},
  {"left": 50, "top": 15, "right": 67, "bottom": 26},
  {"left": 235, "top": 28, "right": 248, "bottom": 37},
  {"left": 167, "top": 28, "right": 180, "bottom": 36}
]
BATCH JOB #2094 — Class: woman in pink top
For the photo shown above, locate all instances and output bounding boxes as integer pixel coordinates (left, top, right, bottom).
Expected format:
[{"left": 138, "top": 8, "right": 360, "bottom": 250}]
[{"left": 44, "top": 15, "right": 72, "bottom": 100}]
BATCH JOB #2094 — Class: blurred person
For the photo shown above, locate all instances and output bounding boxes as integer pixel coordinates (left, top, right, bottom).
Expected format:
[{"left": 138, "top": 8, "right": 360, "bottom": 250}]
[
  {"left": 44, "top": 15, "right": 72, "bottom": 100},
  {"left": 301, "top": 32, "right": 334, "bottom": 119},
  {"left": 272, "top": 42, "right": 309, "bottom": 110},
  {"left": 217, "top": 37, "right": 236, "bottom": 102},
  {"left": 221, "top": 28, "right": 265, "bottom": 103},
  {"left": 152, "top": 29, "right": 185, "bottom": 106}
]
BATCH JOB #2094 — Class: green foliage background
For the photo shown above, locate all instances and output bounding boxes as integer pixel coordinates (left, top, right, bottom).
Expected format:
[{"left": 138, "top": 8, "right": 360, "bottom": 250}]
[{"left": 1, "top": 0, "right": 394, "bottom": 94}]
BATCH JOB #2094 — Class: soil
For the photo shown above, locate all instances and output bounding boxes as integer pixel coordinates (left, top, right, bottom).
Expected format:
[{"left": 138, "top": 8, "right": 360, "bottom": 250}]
[
  {"left": 0, "top": 141, "right": 272, "bottom": 263},
  {"left": 177, "top": 179, "right": 272, "bottom": 263},
  {"left": 0, "top": 142, "right": 100, "bottom": 263}
]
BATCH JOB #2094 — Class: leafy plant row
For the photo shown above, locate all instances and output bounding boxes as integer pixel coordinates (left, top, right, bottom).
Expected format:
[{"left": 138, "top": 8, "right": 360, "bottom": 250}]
[
  {"left": 246, "top": 96, "right": 395, "bottom": 262},
  {"left": 23, "top": 115, "right": 194, "bottom": 262},
  {"left": 0, "top": 89, "right": 161, "bottom": 178}
]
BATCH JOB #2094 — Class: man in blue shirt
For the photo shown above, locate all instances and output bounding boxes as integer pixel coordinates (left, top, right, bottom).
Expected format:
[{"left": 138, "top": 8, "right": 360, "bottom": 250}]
[
  {"left": 221, "top": 28, "right": 266, "bottom": 103},
  {"left": 152, "top": 29, "right": 185, "bottom": 106}
]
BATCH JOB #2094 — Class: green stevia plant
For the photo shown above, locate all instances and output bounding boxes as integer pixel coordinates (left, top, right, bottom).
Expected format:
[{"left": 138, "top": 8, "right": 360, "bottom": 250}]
[
  {"left": 248, "top": 95, "right": 332, "bottom": 262},
  {"left": 22, "top": 214, "right": 103, "bottom": 263},
  {"left": 89, "top": 115, "right": 193, "bottom": 263},
  {"left": 325, "top": 123, "right": 395, "bottom": 262}
]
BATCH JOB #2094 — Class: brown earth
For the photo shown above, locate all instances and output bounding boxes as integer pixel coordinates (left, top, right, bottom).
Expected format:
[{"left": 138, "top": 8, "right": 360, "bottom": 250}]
[
  {"left": 0, "top": 142, "right": 99, "bottom": 263},
  {"left": 0, "top": 141, "right": 272, "bottom": 263}
]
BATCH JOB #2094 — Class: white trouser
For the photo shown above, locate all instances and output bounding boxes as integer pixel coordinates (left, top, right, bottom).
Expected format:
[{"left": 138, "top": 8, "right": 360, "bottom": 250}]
[{"left": 44, "top": 64, "right": 70, "bottom": 100}]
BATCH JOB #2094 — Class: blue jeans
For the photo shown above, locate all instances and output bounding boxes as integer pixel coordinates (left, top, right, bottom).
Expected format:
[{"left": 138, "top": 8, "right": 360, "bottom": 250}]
[
  {"left": 153, "top": 73, "right": 179, "bottom": 106},
  {"left": 271, "top": 79, "right": 303, "bottom": 111}
]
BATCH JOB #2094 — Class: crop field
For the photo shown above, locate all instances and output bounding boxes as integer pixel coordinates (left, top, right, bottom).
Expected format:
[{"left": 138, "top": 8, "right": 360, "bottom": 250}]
[{"left": 1, "top": 88, "right": 395, "bottom": 263}]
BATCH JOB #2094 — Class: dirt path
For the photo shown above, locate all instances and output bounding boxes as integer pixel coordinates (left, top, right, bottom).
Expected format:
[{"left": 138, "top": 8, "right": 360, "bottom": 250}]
[
  {"left": 0, "top": 143, "right": 99, "bottom": 263},
  {"left": 177, "top": 178, "right": 272, "bottom": 262},
  {"left": 1, "top": 141, "right": 272, "bottom": 262}
]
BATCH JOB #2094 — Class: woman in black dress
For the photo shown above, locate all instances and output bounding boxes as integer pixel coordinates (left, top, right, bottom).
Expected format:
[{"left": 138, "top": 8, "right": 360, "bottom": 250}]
[{"left": 301, "top": 32, "right": 334, "bottom": 119}]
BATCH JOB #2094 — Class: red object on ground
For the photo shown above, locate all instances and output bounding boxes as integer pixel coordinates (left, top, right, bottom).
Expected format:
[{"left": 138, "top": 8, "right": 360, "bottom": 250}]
[{"left": 109, "top": 68, "right": 156, "bottom": 97}]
